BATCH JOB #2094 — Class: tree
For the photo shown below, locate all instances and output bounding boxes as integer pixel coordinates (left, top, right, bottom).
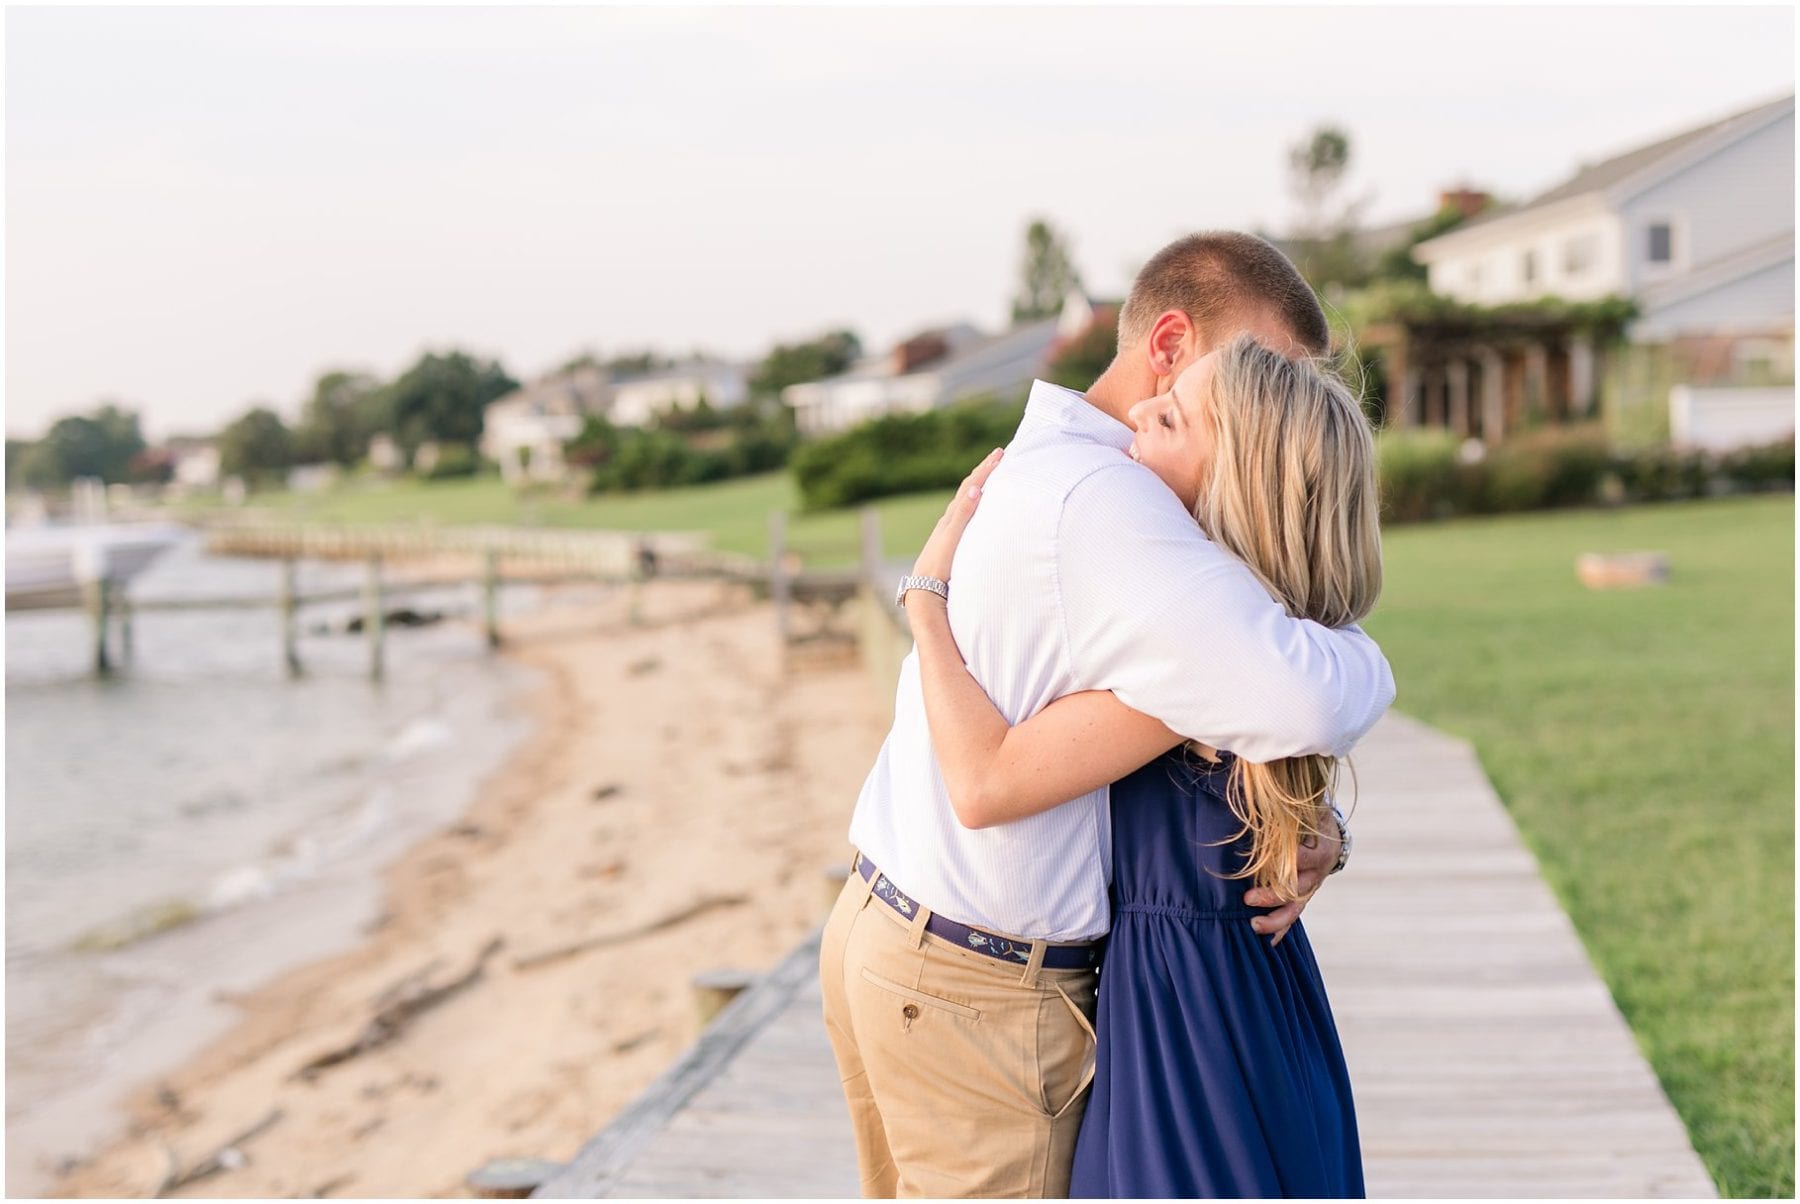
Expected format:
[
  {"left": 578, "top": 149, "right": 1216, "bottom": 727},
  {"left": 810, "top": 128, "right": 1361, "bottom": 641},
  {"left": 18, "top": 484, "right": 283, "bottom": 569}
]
[
  {"left": 216, "top": 407, "right": 296, "bottom": 485},
  {"left": 748, "top": 330, "right": 862, "bottom": 400},
  {"left": 1012, "top": 219, "right": 1083, "bottom": 323},
  {"left": 375, "top": 351, "right": 518, "bottom": 464},
  {"left": 1373, "top": 199, "right": 1490, "bottom": 284},
  {"left": 1286, "top": 125, "right": 1370, "bottom": 290},
  {"left": 14, "top": 403, "right": 147, "bottom": 489},
  {"left": 294, "top": 370, "right": 380, "bottom": 466},
  {"left": 6, "top": 438, "right": 31, "bottom": 490},
  {"left": 1046, "top": 309, "right": 1119, "bottom": 391}
]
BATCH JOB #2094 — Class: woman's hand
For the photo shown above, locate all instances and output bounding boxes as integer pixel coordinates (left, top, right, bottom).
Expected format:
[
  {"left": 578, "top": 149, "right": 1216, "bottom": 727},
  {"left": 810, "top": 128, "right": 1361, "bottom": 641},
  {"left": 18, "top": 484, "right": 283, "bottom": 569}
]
[{"left": 911, "top": 448, "right": 1003, "bottom": 582}]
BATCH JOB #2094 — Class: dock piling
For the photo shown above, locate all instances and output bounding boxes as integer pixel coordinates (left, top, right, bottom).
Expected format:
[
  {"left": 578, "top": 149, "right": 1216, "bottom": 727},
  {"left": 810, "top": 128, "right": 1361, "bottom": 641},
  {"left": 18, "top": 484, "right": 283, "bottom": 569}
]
[
  {"left": 279, "top": 559, "right": 303, "bottom": 677},
  {"left": 85, "top": 578, "right": 113, "bottom": 677},
  {"left": 118, "top": 588, "right": 135, "bottom": 666},
  {"left": 483, "top": 549, "right": 501, "bottom": 648},
  {"left": 859, "top": 507, "right": 883, "bottom": 580},
  {"left": 691, "top": 968, "right": 758, "bottom": 1027},
  {"left": 770, "top": 511, "right": 791, "bottom": 645},
  {"left": 364, "top": 554, "right": 386, "bottom": 683}
]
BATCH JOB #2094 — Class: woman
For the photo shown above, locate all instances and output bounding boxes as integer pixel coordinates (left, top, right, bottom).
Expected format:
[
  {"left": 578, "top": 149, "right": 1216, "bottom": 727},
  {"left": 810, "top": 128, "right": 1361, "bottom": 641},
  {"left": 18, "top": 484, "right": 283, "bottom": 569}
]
[{"left": 901, "top": 335, "right": 1382, "bottom": 1197}]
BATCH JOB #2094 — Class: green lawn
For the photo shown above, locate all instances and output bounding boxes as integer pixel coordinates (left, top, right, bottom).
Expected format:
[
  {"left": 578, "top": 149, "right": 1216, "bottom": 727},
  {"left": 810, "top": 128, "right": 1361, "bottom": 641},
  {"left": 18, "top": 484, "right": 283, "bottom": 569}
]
[
  {"left": 1364, "top": 495, "right": 1794, "bottom": 1198},
  {"left": 231, "top": 471, "right": 949, "bottom": 566},
  {"left": 217, "top": 475, "right": 1794, "bottom": 1192}
]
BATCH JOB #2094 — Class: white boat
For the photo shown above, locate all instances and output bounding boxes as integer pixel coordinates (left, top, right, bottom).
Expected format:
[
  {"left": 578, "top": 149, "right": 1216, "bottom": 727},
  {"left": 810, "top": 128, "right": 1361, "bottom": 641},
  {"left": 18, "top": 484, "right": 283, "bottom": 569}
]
[{"left": 5, "top": 522, "right": 188, "bottom": 609}]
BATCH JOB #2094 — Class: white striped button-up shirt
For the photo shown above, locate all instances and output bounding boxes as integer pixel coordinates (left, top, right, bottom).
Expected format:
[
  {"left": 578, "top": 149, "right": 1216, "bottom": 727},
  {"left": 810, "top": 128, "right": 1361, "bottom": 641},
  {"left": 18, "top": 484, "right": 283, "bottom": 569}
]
[{"left": 848, "top": 380, "right": 1395, "bottom": 941}]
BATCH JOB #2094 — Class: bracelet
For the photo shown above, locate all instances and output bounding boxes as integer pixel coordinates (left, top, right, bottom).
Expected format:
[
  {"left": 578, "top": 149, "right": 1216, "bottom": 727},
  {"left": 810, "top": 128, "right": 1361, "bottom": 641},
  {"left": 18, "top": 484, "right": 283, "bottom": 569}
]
[
  {"left": 1329, "top": 801, "right": 1352, "bottom": 875},
  {"left": 895, "top": 574, "right": 949, "bottom": 609}
]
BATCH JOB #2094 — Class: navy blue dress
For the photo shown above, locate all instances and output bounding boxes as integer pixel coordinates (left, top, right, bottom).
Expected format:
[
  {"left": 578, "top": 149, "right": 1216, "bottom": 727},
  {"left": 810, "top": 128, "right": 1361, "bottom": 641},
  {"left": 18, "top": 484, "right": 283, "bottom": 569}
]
[{"left": 1068, "top": 750, "right": 1364, "bottom": 1199}]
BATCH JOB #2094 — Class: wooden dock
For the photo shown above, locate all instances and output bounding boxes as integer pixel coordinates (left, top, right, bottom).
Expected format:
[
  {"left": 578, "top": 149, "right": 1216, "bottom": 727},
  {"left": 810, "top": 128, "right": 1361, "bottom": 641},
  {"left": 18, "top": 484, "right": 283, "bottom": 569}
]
[{"left": 537, "top": 711, "right": 1716, "bottom": 1199}]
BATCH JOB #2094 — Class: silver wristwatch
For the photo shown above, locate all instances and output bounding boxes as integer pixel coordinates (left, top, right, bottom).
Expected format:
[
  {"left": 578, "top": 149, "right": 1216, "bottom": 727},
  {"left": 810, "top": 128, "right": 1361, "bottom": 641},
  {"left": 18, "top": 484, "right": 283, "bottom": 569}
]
[
  {"left": 895, "top": 574, "right": 949, "bottom": 609},
  {"left": 1328, "top": 801, "right": 1352, "bottom": 875}
]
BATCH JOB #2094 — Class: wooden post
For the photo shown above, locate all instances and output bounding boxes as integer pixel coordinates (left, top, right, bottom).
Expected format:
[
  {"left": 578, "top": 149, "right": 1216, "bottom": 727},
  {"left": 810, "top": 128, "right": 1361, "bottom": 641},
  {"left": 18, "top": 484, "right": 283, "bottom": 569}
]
[
  {"left": 482, "top": 549, "right": 501, "bottom": 649},
  {"left": 85, "top": 578, "right": 113, "bottom": 677},
  {"left": 364, "top": 554, "right": 385, "bottom": 683},
  {"left": 1481, "top": 350, "right": 1507, "bottom": 446},
  {"left": 822, "top": 864, "right": 852, "bottom": 914},
  {"left": 859, "top": 507, "right": 883, "bottom": 581},
  {"left": 691, "top": 968, "right": 758, "bottom": 1027},
  {"left": 279, "top": 559, "right": 302, "bottom": 677},
  {"left": 1385, "top": 334, "right": 1413, "bottom": 427},
  {"left": 117, "top": 587, "right": 135, "bottom": 666},
  {"left": 769, "top": 510, "right": 791, "bottom": 645},
  {"left": 1446, "top": 359, "right": 1471, "bottom": 438}
]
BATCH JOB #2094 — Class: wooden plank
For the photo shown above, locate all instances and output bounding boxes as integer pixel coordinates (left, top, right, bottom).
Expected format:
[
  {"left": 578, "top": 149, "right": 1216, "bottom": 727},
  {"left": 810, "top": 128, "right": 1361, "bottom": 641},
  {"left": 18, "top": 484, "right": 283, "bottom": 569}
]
[
  {"left": 530, "top": 934, "right": 829, "bottom": 1199},
  {"left": 546, "top": 710, "right": 1718, "bottom": 1198}
]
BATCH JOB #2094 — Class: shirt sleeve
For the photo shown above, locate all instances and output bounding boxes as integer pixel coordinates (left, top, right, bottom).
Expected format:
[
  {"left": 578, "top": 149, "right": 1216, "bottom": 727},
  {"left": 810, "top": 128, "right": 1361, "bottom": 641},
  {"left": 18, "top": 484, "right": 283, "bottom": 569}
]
[{"left": 1055, "top": 460, "right": 1395, "bottom": 761}]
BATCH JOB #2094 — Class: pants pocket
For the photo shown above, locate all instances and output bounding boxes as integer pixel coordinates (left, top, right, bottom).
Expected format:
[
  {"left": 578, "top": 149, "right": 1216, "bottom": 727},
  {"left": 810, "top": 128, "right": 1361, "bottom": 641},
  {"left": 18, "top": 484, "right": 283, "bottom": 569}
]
[
  {"left": 1038, "top": 981, "right": 1098, "bottom": 1118},
  {"left": 859, "top": 967, "right": 983, "bottom": 1021}
]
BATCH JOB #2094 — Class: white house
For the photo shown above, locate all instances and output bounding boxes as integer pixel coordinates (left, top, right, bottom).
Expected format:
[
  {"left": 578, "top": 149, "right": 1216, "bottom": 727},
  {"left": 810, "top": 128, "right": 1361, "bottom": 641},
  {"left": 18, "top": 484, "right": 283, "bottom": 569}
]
[
  {"left": 1403, "top": 93, "right": 1793, "bottom": 447},
  {"left": 783, "top": 293, "right": 1105, "bottom": 436},
  {"left": 1414, "top": 94, "right": 1793, "bottom": 339},
  {"left": 480, "top": 367, "right": 612, "bottom": 484},
  {"left": 168, "top": 438, "right": 221, "bottom": 490},
  {"left": 607, "top": 359, "right": 750, "bottom": 428}
]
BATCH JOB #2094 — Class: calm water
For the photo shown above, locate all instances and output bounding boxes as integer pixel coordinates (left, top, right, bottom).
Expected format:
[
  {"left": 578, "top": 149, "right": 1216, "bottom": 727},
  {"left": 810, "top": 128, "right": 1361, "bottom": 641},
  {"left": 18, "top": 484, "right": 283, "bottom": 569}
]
[{"left": 5, "top": 532, "right": 548, "bottom": 1193}]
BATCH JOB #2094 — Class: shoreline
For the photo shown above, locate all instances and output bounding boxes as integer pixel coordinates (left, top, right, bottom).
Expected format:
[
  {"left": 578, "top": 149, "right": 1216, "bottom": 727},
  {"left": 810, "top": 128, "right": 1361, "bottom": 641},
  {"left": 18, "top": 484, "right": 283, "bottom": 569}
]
[{"left": 48, "top": 578, "right": 887, "bottom": 1199}]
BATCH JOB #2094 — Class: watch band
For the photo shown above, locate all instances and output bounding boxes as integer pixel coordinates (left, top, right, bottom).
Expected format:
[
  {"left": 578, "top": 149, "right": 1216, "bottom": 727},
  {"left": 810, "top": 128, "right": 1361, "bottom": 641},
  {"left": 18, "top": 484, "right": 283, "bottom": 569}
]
[
  {"left": 895, "top": 574, "right": 949, "bottom": 609},
  {"left": 1328, "top": 801, "right": 1352, "bottom": 875}
]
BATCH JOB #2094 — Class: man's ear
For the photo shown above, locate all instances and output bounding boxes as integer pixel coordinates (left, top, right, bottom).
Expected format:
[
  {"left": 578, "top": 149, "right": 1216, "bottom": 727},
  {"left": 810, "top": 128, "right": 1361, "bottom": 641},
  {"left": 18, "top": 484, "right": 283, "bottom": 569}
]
[{"left": 1145, "top": 310, "right": 1196, "bottom": 377}]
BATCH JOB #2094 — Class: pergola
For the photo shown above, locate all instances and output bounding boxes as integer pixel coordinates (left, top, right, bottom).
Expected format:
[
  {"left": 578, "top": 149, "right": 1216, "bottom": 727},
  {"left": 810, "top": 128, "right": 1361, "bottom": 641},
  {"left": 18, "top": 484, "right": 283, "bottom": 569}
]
[{"left": 1356, "top": 296, "right": 1635, "bottom": 445}]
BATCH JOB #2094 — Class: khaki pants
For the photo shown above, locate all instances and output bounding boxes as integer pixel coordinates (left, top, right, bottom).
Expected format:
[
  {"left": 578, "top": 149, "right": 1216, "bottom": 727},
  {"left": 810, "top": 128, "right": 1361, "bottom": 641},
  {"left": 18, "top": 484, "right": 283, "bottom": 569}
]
[{"left": 819, "top": 860, "right": 1099, "bottom": 1199}]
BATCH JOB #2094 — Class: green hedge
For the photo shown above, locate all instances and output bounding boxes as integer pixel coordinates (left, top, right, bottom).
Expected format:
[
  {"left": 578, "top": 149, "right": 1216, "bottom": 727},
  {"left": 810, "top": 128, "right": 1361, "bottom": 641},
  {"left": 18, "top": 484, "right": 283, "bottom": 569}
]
[
  {"left": 1377, "top": 426, "right": 1793, "bottom": 522},
  {"left": 567, "top": 412, "right": 795, "bottom": 494},
  {"left": 420, "top": 442, "right": 481, "bottom": 480},
  {"left": 791, "top": 397, "right": 1026, "bottom": 510}
]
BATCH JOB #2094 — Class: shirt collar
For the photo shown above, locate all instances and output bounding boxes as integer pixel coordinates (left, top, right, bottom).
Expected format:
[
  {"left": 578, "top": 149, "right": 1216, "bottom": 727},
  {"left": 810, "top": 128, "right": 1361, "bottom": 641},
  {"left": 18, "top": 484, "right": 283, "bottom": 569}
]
[{"left": 1018, "top": 379, "right": 1133, "bottom": 452}]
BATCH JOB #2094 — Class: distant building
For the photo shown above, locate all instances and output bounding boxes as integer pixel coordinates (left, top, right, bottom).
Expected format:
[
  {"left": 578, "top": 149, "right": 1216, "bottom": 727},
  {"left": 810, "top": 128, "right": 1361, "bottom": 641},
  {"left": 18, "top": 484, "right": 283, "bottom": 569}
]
[
  {"left": 285, "top": 463, "right": 341, "bottom": 493},
  {"left": 367, "top": 433, "right": 404, "bottom": 474},
  {"left": 168, "top": 438, "right": 221, "bottom": 490},
  {"left": 480, "top": 367, "right": 612, "bottom": 485},
  {"left": 783, "top": 292, "right": 1107, "bottom": 436},
  {"left": 1414, "top": 94, "right": 1793, "bottom": 333},
  {"left": 608, "top": 359, "right": 750, "bottom": 428},
  {"left": 1384, "top": 94, "right": 1794, "bottom": 445}
]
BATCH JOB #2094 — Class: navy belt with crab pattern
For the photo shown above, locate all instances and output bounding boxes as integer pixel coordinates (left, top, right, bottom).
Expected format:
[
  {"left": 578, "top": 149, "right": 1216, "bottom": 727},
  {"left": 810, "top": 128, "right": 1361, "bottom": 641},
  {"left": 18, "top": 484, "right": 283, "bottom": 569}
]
[{"left": 854, "top": 853, "right": 1104, "bottom": 971}]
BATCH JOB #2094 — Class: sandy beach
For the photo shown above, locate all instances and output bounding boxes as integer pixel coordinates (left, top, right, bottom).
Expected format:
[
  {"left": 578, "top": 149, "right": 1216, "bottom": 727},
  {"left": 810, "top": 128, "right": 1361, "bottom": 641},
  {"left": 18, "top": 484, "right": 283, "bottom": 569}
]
[{"left": 52, "top": 578, "right": 887, "bottom": 1199}]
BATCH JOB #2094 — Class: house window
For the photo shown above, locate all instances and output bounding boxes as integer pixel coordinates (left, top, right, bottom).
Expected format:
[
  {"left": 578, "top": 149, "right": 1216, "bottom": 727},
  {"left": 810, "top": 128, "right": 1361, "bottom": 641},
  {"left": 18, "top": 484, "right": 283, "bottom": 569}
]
[
  {"left": 1563, "top": 234, "right": 1598, "bottom": 275},
  {"left": 1647, "top": 222, "right": 1674, "bottom": 265},
  {"left": 1521, "top": 250, "right": 1537, "bottom": 286}
]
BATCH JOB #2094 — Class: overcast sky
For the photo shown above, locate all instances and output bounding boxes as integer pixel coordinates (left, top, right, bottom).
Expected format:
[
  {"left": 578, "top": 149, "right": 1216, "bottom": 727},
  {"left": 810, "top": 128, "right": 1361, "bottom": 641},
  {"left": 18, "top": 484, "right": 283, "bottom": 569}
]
[{"left": 6, "top": 5, "right": 1794, "bottom": 440}]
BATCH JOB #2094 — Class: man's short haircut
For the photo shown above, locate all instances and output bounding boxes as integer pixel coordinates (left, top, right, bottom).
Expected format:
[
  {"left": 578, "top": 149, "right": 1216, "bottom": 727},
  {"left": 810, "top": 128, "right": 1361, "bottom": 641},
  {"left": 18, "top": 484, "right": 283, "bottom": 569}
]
[{"left": 1117, "top": 232, "right": 1329, "bottom": 356}]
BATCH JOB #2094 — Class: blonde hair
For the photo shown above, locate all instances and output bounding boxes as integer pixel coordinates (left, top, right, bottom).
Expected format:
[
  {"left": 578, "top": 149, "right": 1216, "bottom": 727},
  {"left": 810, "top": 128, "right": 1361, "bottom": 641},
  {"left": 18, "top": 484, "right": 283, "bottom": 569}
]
[{"left": 1195, "top": 336, "right": 1383, "bottom": 900}]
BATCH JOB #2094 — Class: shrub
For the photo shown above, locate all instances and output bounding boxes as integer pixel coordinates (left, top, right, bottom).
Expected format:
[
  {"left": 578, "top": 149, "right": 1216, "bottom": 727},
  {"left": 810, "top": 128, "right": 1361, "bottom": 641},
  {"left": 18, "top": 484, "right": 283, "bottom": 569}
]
[
  {"left": 791, "top": 397, "right": 1027, "bottom": 511},
  {"left": 1469, "top": 425, "right": 1611, "bottom": 513},
  {"left": 421, "top": 442, "right": 480, "bottom": 480},
  {"left": 1375, "top": 429, "right": 1463, "bottom": 523},
  {"left": 569, "top": 406, "right": 799, "bottom": 494},
  {"left": 1612, "top": 445, "right": 1711, "bottom": 502},
  {"left": 1716, "top": 438, "right": 1795, "bottom": 492}
]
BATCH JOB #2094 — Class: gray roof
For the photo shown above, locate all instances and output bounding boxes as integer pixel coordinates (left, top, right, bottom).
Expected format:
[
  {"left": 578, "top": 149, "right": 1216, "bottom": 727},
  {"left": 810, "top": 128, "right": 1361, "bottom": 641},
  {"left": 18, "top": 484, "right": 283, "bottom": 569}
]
[{"left": 1462, "top": 93, "right": 1793, "bottom": 230}]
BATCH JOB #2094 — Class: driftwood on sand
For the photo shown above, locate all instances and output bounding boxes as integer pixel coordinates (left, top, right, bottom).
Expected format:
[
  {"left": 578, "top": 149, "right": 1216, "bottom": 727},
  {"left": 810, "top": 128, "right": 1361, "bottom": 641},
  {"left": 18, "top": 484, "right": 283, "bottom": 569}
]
[
  {"left": 152, "top": 1108, "right": 284, "bottom": 1197},
  {"left": 512, "top": 894, "right": 749, "bottom": 971},
  {"left": 292, "top": 938, "right": 504, "bottom": 1081}
]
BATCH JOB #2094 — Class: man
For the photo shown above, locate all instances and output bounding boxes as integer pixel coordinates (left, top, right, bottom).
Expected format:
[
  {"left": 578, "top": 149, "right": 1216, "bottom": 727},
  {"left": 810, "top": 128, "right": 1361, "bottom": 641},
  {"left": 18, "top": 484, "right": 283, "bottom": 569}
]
[{"left": 819, "top": 232, "right": 1395, "bottom": 1198}]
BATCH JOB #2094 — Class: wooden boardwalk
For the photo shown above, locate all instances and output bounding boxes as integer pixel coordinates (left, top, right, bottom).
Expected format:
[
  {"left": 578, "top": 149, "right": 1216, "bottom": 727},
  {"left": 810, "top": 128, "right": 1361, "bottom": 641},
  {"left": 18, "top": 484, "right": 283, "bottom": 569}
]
[{"left": 536, "top": 712, "right": 1716, "bottom": 1198}]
